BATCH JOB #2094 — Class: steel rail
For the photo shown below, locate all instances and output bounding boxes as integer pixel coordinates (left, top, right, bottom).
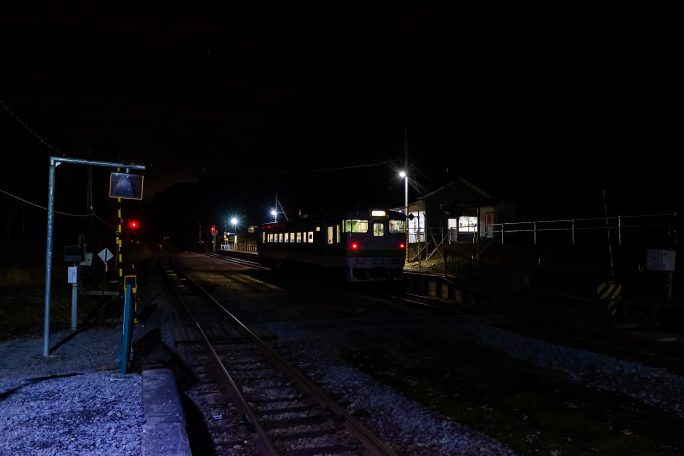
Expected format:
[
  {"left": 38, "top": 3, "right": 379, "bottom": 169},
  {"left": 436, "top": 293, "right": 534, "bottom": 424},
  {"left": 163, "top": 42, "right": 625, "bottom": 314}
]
[
  {"left": 172, "top": 259, "right": 397, "bottom": 456},
  {"left": 165, "top": 264, "right": 280, "bottom": 455},
  {"left": 195, "top": 251, "right": 271, "bottom": 270}
]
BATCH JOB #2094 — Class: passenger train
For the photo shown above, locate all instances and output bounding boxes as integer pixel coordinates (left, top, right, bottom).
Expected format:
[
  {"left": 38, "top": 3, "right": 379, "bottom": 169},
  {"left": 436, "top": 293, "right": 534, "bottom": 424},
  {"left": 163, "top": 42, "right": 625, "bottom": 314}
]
[{"left": 258, "top": 209, "right": 406, "bottom": 281}]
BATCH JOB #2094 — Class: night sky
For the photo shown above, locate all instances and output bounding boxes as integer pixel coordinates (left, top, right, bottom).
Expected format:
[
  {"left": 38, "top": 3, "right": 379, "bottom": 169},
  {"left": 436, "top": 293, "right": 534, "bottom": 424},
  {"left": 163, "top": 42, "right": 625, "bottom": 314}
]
[{"left": 1, "top": 3, "right": 682, "bottom": 234}]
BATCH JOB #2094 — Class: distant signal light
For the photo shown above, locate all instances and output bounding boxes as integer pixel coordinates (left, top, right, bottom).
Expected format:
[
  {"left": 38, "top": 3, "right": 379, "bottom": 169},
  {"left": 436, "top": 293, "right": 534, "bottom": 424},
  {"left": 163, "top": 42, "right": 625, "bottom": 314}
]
[
  {"left": 399, "top": 243, "right": 405, "bottom": 249},
  {"left": 351, "top": 242, "right": 359, "bottom": 250},
  {"left": 128, "top": 219, "right": 140, "bottom": 230}
]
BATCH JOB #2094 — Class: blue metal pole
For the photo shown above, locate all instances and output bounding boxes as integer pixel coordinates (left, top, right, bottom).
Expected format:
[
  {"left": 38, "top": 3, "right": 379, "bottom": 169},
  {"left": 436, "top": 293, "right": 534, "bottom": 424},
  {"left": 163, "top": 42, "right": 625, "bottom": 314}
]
[
  {"left": 43, "top": 159, "right": 56, "bottom": 357},
  {"left": 120, "top": 284, "right": 133, "bottom": 375}
]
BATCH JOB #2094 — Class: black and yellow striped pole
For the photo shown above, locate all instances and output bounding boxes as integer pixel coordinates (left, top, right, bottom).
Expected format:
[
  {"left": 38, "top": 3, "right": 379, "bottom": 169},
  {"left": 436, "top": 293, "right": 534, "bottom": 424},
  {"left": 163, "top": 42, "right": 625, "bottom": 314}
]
[
  {"left": 115, "top": 167, "right": 124, "bottom": 282},
  {"left": 117, "top": 198, "right": 123, "bottom": 279}
]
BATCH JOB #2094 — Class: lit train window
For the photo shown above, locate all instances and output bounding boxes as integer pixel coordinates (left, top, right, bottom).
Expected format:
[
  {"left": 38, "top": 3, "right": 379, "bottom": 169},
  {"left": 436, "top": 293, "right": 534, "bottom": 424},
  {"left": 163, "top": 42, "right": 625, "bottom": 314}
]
[
  {"left": 343, "top": 220, "right": 368, "bottom": 233},
  {"left": 290, "top": 232, "right": 295, "bottom": 242},
  {"left": 262, "top": 232, "right": 265, "bottom": 243},
  {"left": 268, "top": 233, "right": 273, "bottom": 242},
  {"left": 297, "top": 232, "right": 302, "bottom": 243},
  {"left": 389, "top": 220, "right": 405, "bottom": 233},
  {"left": 279, "top": 233, "right": 284, "bottom": 243},
  {"left": 308, "top": 232, "right": 314, "bottom": 243},
  {"left": 284, "top": 233, "right": 289, "bottom": 243},
  {"left": 327, "top": 226, "right": 333, "bottom": 244},
  {"left": 336, "top": 225, "right": 341, "bottom": 243},
  {"left": 373, "top": 223, "right": 384, "bottom": 236}
]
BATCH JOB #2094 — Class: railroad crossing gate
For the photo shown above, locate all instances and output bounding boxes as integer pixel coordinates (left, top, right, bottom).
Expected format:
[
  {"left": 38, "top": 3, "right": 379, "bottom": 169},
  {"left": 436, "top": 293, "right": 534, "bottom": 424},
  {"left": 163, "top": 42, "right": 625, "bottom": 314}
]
[{"left": 597, "top": 281, "right": 622, "bottom": 316}]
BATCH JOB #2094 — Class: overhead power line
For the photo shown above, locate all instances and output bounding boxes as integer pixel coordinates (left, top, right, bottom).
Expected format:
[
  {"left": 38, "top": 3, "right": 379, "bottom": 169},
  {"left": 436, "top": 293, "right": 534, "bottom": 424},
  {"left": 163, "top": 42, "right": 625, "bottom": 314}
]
[
  {"left": 147, "top": 158, "right": 403, "bottom": 176},
  {"left": 0, "top": 99, "right": 62, "bottom": 154},
  {"left": 0, "top": 187, "right": 117, "bottom": 228}
]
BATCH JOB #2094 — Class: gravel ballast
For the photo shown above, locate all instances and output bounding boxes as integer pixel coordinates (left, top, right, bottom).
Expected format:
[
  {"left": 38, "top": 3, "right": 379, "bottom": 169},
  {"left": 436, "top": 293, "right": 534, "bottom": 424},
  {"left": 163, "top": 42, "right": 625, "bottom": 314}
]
[{"left": 0, "top": 328, "right": 144, "bottom": 456}]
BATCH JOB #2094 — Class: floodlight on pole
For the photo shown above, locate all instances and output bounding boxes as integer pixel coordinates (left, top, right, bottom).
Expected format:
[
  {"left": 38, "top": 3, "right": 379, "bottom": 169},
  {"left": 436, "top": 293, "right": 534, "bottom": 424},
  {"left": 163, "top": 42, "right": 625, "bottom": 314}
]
[
  {"left": 271, "top": 209, "right": 277, "bottom": 222},
  {"left": 231, "top": 217, "right": 239, "bottom": 246}
]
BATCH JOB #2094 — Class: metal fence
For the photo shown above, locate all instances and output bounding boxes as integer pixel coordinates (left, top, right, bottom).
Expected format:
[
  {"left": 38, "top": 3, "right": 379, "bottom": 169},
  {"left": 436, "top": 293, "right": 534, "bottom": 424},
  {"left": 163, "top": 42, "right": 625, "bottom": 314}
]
[
  {"left": 489, "top": 212, "right": 677, "bottom": 246},
  {"left": 220, "top": 243, "right": 258, "bottom": 253},
  {"left": 409, "top": 211, "right": 678, "bottom": 300}
]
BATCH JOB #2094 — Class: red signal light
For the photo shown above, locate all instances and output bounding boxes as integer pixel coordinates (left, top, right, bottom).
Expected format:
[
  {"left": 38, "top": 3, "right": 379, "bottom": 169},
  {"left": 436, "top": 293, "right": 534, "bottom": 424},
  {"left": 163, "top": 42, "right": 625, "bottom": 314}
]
[
  {"left": 210, "top": 225, "right": 217, "bottom": 235},
  {"left": 351, "top": 242, "right": 359, "bottom": 250},
  {"left": 399, "top": 243, "right": 405, "bottom": 249},
  {"left": 128, "top": 219, "right": 139, "bottom": 230}
]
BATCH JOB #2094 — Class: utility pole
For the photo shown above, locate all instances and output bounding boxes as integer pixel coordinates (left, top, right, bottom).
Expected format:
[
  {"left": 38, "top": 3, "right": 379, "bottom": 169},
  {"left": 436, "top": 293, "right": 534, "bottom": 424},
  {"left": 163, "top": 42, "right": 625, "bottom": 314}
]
[
  {"left": 602, "top": 189, "right": 615, "bottom": 279},
  {"left": 404, "top": 128, "right": 409, "bottom": 263},
  {"left": 275, "top": 193, "right": 289, "bottom": 221}
]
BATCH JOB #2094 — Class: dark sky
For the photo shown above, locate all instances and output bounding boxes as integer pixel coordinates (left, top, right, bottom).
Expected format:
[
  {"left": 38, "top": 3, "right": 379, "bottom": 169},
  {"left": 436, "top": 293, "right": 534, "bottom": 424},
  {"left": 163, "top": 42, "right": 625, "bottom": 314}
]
[{"left": 1, "top": 2, "right": 682, "bottom": 225}]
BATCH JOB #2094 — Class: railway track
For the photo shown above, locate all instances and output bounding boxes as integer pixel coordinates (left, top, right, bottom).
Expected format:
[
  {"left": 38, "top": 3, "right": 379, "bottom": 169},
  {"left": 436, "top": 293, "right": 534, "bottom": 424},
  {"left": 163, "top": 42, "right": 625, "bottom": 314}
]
[
  {"left": 164, "top": 258, "right": 396, "bottom": 455},
  {"left": 196, "top": 251, "right": 271, "bottom": 270}
]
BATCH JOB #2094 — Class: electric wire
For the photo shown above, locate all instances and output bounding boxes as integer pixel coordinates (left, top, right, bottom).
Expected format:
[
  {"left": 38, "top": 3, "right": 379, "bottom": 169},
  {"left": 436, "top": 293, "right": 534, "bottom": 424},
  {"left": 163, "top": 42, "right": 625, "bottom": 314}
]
[
  {"left": 0, "top": 98, "right": 62, "bottom": 154},
  {"left": 0, "top": 187, "right": 118, "bottom": 228}
]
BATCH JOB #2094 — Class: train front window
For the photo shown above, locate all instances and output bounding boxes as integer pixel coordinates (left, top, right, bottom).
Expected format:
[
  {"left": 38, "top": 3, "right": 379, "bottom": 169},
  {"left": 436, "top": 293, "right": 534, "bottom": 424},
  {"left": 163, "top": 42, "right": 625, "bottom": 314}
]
[
  {"left": 373, "top": 223, "right": 384, "bottom": 236},
  {"left": 343, "top": 220, "right": 368, "bottom": 233},
  {"left": 389, "top": 220, "right": 405, "bottom": 233}
]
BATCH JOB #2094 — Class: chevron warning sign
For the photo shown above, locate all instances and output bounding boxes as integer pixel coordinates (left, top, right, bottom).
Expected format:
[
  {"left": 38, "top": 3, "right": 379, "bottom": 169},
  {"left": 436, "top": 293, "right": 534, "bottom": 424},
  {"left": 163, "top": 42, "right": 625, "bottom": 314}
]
[{"left": 597, "top": 281, "right": 622, "bottom": 316}]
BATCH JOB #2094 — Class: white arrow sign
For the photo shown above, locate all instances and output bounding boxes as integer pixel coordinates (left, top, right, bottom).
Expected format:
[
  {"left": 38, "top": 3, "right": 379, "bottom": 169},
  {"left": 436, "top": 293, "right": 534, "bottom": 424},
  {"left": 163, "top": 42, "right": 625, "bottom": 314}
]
[{"left": 97, "top": 248, "right": 114, "bottom": 263}]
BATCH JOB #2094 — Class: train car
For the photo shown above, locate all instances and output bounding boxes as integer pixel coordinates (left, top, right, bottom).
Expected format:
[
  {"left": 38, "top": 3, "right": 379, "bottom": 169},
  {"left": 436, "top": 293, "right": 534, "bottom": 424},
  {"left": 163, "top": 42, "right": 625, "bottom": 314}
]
[{"left": 258, "top": 208, "right": 406, "bottom": 281}]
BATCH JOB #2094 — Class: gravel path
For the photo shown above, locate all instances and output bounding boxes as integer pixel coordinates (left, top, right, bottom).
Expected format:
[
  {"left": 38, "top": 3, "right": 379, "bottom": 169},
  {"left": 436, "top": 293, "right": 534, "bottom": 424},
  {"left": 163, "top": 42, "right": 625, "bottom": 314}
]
[
  {"left": 0, "top": 328, "right": 144, "bottom": 456},
  {"left": 466, "top": 320, "right": 684, "bottom": 416}
]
